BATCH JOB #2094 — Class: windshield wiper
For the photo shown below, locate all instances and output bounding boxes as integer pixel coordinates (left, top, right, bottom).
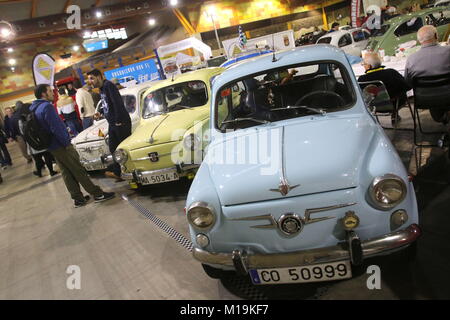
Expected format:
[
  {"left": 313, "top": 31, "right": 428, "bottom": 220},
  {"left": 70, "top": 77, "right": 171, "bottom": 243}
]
[
  {"left": 272, "top": 105, "right": 326, "bottom": 116},
  {"left": 222, "top": 117, "right": 270, "bottom": 125}
]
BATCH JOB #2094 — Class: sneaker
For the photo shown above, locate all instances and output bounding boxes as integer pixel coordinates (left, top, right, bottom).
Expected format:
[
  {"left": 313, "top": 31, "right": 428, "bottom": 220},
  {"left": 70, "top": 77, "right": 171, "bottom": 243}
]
[
  {"left": 50, "top": 171, "right": 59, "bottom": 176},
  {"left": 94, "top": 192, "right": 115, "bottom": 203},
  {"left": 74, "top": 195, "right": 91, "bottom": 208}
]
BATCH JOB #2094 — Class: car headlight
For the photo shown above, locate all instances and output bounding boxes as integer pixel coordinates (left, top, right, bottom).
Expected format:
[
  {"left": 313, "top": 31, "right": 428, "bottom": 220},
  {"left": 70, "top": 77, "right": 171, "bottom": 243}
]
[
  {"left": 183, "top": 133, "right": 201, "bottom": 151},
  {"left": 369, "top": 174, "right": 407, "bottom": 210},
  {"left": 187, "top": 201, "right": 216, "bottom": 230},
  {"left": 113, "top": 149, "right": 128, "bottom": 165}
]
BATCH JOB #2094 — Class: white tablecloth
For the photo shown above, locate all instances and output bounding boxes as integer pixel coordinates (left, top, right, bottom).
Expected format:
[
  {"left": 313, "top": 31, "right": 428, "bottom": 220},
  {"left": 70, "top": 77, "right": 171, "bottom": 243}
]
[{"left": 351, "top": 58, "right": 407, "bottom": 77}]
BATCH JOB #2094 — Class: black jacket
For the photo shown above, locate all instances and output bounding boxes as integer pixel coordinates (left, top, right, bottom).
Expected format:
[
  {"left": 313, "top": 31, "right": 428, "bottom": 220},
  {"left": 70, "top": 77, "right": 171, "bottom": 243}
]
[
  {"left": 358, "top": 67, "right": 411, "bottom": 101},
  {"left": 99, "top": 80, "right": 131, "bottom": 126}
]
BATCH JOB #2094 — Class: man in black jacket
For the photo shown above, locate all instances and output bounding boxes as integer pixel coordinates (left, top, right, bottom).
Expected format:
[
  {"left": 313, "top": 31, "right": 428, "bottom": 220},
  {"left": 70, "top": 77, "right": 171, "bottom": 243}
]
[
  {"left": 358, "top": 52, "right": 411, "bottom": 124},
  {"left": 87, "top": 69, "right": 131, "bottom": 180},
  {"left": 0, "top": 121, "right": 12, "bottom": 168},
  {"left": 4, "top": 104, "right": 33, "bottom": 163}
]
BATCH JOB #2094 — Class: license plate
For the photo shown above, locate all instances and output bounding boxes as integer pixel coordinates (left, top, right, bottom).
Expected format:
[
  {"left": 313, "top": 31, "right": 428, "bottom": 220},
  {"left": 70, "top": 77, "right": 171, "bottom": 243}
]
[
  {"left": 249, "top": 261, "right": 352, "bottom": 285},
  {"left": 85, "top": 163, "right": 106, "bottom": 171},
  {"left": 139, "top": 171, "right": 179, "bottom": 185}
]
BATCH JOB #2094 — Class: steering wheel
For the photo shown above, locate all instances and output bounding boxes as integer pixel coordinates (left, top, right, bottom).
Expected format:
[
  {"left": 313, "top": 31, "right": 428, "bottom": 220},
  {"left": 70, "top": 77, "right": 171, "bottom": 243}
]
[{"left": 295, "top": 91, "right": 345, "bottom": 109}]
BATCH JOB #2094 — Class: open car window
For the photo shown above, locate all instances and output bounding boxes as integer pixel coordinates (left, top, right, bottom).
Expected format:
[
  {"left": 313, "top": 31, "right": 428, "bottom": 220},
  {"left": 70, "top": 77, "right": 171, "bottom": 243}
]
[
  {"left": 215, "top": 61, "right": 355, "bottom": 132},
  {"left": 394, "top": 17, "right": 423, "bottom": 37},
  {"left": 122, "top": 95, "right": 136, "bottom": 114},
  {"left": 142, "top": 81, "right": 208, "bottom": 118}
]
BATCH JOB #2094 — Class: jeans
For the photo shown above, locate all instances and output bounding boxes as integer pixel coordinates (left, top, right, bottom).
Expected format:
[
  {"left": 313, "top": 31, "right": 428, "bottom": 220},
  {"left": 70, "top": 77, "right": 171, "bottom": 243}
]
[
  {"left": 108, "top": 122, "right": 132, "bottom": 177},
  {"left": 65, "top": 119, "right": 82, "bottom": 137},
  {"left": 32, "top": 151, "right": 54, "bottom": 174},
  {"left": 0, "top": 140, "right": 12, "bottom": 166},
  {"left": 51, "top": 145, "right": 103, "bottom": 201},
  {"left": 82, "top": 117, "right": 94, "bottom": 130}
]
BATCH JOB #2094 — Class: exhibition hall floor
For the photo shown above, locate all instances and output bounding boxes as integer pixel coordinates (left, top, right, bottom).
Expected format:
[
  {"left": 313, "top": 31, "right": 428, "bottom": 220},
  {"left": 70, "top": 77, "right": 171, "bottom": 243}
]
[{"left": 1, "top": 107, "right": 449, "bottom": 300}]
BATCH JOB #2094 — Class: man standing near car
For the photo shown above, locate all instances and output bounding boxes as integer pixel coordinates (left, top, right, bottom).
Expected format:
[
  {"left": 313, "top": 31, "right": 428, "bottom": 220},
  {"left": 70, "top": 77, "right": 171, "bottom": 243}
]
[
  {"left": 30, "top": 84, "right": 115, "bottom": 207},
  {"left": 75, "top": 83, "right": 96, "bottom": 130},
  {"left": 87, "top": 69, "right": 130, "bottom": 180}
]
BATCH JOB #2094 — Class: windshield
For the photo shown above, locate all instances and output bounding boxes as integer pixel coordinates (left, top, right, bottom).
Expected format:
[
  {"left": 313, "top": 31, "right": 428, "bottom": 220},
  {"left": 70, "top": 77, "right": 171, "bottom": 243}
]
[
  {"left": 215, "top": 61, "right": 355, "bottom": 132},
  {"left": 372, "top": 24, "right": 390, "bottom": 37},
  {"left": 142, "top": 81, "right": 208, "bottom": 118}
]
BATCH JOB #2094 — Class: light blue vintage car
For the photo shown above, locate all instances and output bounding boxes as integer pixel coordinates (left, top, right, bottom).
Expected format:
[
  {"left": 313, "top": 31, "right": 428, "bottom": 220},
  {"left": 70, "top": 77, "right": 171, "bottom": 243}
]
[{"left": 185, "top": 45, "right": 421, "bottom": 285}]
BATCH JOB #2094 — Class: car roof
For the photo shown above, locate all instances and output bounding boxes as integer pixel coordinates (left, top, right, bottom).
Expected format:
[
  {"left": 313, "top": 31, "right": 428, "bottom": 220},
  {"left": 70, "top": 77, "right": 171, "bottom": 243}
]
[
  {"left": 213, "top": 45, "right": 350, "bottom": 89},
  {"left": 119, "top": 80, "right": 161, "bottom": 95},
  {"left": 142, "top": 67, "right": 224, "bottom": 94},
  {"left": 381, "top": 7, "right": 447, "bottom": 27}
]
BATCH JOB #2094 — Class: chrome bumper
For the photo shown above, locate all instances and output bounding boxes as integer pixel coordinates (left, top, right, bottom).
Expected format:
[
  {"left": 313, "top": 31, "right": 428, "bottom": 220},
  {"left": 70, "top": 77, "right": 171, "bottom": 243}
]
[
  {"left": 122, "top": 164, "right": 199, "bottom": 182},
  {"left": 193, "top": 224, "right": 421, "bottom": 271},
  {"left": 80, "top": 154, "right": 114, "bottom": 170}
]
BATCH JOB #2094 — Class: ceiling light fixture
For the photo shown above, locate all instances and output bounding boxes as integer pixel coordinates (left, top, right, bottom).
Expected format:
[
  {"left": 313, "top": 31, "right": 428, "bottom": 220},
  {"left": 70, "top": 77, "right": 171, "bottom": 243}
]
[
  {"left": 170, "top": 0, "right": 178, "bottom": 6},
  {"left": 8, "top": 58, "right": 16, "bottom": 65},
  {"left": 148, "top": 18, "right": 156, "bottom": 26},
  {"left": 7, "top": 47, "right": 13, "bottom": 53},
  {"left": 73, "top": 45, "right": 80, "bottom": 51},
  {"left": 96, "top": 11, "right": 102, "bottom": 18}
]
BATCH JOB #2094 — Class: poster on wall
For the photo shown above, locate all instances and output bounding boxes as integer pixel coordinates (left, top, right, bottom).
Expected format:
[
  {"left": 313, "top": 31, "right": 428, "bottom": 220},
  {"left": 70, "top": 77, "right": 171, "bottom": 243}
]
[
  {"left": 222, "top": 30, "right": 295, "bottom": 59},
  {"left": 32, "top": 53, "right": 56, "bottom": 86},
  {"left": 104, "top": 59, "right": 160, "bottom": 88}
]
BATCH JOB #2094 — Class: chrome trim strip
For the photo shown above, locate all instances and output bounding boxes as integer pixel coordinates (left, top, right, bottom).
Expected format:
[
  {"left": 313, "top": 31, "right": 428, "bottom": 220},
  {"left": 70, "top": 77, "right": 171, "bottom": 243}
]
[
  {"left": 135, "top": 164, "right": 199, "bottom": 176},
  {"left": 149, "top": 114, "right": 169, "bottom": 144},
  {"left": 269, "top": 126, "right": 299, "bottom": 196},
  {"left": 135, "top": 152, "right": 174, "bottom": 161},
  {"left": 304, "top": 202, "right": 357, "bottom": 225},
  {"left": 229, "top": 202, "right": 356, "bottom": 229},
  {"left": 192, "top": 224, "right": 421, "bottom": 269}
]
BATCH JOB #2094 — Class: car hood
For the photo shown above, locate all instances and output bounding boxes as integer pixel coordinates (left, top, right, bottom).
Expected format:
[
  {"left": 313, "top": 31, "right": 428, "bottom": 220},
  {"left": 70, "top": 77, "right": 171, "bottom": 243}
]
[
  {"left": 121, "top": 106, "right": 209, "bottom": 151},
  {"left": 206, "top": 116, "right": 377, "bottom": 206},
  {"left": 72, "top": 119, "right": 109, "bottom": 144}
]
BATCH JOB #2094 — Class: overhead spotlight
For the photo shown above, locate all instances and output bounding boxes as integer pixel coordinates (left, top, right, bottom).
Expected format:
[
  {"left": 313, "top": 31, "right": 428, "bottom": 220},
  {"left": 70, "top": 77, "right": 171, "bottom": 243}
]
[
  {"left": 11, "top": 67, "right": 15, "bottom": 72},
  {"left": 170, "top": 0, "right": 178, "bottom": 6},
  {"left": 1, "top": 28, "right": 11, "bottom": 37},
  {"left": 7, "top": 47, "right": 13, "bottom": 53},
  {"left": 96, "top": 11, "right": 102, "bottom": 18},
  {"left": 148, "top": 18, "right": 156, "bottom": 26},
  {"left": 8, "top": 58, "right": 16, "bottom": 65},
  {"left": 73, "top": 45, "right": 80, "bottom": 52}
]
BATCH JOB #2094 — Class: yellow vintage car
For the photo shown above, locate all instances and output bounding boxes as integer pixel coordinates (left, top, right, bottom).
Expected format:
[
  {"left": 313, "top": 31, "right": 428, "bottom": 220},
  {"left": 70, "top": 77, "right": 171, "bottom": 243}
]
[{"left": 114, "top": 67, "right": 224, "bottom": 188}]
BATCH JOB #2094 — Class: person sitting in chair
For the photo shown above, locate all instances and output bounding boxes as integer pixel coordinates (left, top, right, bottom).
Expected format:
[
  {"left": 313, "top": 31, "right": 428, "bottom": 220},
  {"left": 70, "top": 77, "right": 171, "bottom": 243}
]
[{"left": 358, "top": 52, "right": 410, "bottom": 124}]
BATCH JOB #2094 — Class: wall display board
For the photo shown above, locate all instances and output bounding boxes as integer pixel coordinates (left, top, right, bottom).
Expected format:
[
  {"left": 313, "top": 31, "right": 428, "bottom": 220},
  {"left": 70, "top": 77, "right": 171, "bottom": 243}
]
[{"left": 104, "top": 59, "right": 160, "bottom": 88}]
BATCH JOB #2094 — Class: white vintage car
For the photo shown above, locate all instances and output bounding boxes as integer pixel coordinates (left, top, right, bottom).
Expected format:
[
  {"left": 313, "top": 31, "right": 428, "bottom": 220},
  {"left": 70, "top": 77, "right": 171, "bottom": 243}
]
[
  {"left": 317, "top": 28, "right": 371, "bottom": 57},
  {"left": 72, "top": 81, "right": 158, "bottom": 171}
]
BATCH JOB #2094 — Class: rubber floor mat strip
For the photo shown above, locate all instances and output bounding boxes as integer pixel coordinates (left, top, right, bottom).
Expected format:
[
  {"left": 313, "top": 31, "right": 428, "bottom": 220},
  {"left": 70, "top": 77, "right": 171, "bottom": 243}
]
[{"left": 122, "top": 194, "right": 193, "bottom": 252}]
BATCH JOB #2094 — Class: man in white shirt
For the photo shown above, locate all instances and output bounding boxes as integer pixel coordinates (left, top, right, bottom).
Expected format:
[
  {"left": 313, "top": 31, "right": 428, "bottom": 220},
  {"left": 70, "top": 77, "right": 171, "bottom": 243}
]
[{"left": 75, "top": 83, "right": 96, "bottom": 130}]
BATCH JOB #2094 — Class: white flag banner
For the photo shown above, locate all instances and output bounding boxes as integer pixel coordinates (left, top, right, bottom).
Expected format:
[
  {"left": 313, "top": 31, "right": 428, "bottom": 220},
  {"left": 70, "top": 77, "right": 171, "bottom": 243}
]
[
  {"left": 32, "top": 53, "right": 56, "bottom": 86},
  {"left": 351, "top": 0, "right": 361, "bottom": 28}
]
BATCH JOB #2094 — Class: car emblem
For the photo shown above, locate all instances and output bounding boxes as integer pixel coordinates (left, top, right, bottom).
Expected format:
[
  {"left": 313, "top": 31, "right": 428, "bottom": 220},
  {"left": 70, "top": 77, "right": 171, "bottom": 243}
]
[
  {"left": 270, "top": 178, "right": 299, "bottom": 196},
  {"left": 149, "top": 152, "right": 159, "bottom": 162}
]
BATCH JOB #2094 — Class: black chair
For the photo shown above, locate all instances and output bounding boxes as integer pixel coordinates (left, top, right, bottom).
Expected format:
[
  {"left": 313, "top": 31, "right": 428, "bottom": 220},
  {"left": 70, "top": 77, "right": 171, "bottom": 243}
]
[
  {"left": 411, "top": 73, "right": 450, "bottom": 168},
  {"left": 412, "top": 73, "right": 450, "bottom": 147},
  {"left": 358, "top": 80, "right": 414, "bottom": 133}
]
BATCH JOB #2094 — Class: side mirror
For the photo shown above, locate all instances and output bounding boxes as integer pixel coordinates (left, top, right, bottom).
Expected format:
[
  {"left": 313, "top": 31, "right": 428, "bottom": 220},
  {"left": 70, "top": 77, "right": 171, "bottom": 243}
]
[{"left": 359, "top": 81, "right": 393, "bottom": 113}]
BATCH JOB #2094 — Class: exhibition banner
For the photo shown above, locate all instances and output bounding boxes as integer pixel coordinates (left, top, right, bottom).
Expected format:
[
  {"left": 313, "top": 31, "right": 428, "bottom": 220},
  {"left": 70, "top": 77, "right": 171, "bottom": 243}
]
[
  {"left": 32, "top": 53, "right": 56, "bottom": 86},
  {"left": 104, "top": 59, "right": 160, "bottom": 88},
  {"left": 351, "top": 0, "right": 361, "bottom": 28}
]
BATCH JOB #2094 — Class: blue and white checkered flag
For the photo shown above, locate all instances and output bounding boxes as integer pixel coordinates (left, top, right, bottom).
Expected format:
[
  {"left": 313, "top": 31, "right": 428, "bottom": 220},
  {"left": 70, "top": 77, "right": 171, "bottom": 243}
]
[{"left": 238, "top": 25, "right": 247, "bottom": 49}]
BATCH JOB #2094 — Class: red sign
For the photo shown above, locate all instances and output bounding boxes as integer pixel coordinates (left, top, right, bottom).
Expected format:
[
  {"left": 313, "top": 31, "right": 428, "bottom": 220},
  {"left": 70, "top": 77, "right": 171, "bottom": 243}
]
[{"left": 351, "top": 0, "right": 361, "bottom": 28}]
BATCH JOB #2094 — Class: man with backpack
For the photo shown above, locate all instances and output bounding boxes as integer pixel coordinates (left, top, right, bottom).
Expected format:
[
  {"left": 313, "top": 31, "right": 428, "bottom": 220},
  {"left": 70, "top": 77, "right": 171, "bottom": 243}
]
[{"left": 27, "top": 84, "right": 115, "bottom": 208}]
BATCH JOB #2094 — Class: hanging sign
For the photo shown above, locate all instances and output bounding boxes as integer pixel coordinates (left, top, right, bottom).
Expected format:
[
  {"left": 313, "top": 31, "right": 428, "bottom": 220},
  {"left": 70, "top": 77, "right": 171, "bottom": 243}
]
[
  {"left": 351, "top": 0, "right": 361, "bottom": 28},
  {"left": 32, "top": 53, "right": 56, "bottom": 86}
]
